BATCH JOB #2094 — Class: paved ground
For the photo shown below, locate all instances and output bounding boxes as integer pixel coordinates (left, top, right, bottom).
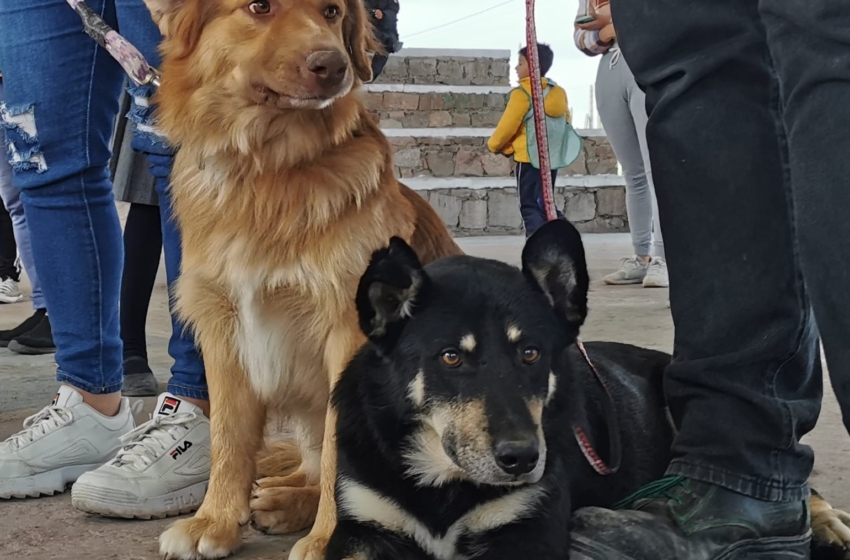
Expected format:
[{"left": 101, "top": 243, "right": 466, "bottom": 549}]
[{"left": 0, "top": 233, "right": 847, "bottom": 559}]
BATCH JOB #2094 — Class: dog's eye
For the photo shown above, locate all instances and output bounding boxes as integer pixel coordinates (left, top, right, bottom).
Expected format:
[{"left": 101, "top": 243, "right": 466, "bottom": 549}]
[
  {"left": 522, "top": 347, "right": 540, "bottom": 364},
  {"left": 323, "top": 5, "right": 341, "bottom": 19},
  {"left": 248, "top": 1, "right": 272, "bottom": 15},
  {"left": 441, "top": 350, "right": 462, "bottom": 368}
]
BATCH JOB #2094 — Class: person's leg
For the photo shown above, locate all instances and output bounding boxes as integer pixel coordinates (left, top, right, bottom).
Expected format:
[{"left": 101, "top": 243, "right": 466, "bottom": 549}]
[
  {"left": 71, "top": 0, "right": 211, "bottom": 519},
  {"left": 624, "top": 77, "right": 669, "bottom": 289},
  {"left": 0, "top": 0, "right": 138, "bottom": 500},
  {"left": 370, "top": 53, "right": 389, "bottom": 82},
  {"left": 596, "top": 53, "right": 652, "bottom": 286},
  {"left": 517, "top": 162, "right": 549, "bottom": 237},
  {"left": 0, "top": 192, "right": 21, "bottom": 301},
  {"left": 568, "top": 0, "right": 819, "bottom": 557},
  {"left": 763, "top": 0, "right": 850, "bottom": 435},
  {"left": 120, "top": 202, "right": 162, "bottom": 363}
]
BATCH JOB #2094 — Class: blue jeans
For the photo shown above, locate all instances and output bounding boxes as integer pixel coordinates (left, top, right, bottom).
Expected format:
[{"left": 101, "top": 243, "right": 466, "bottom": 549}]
[
  {"left": 0, "top": 0, "right": 207, "bottom": 399},
  {"left": 0, "top": 81, "right": 45, "bottom": 310}
]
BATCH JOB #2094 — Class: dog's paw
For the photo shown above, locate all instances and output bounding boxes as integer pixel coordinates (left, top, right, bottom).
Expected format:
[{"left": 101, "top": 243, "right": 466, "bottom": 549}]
[
  {"left": 254, "top": 470, "right": 309, "bottom": 490},
  {"left": 159, "top": 515, "right": 243, "bottom": 560},
  {"left": 289, "top": 533, "right": 331, "bottom": 560},
  {"left": 812, "top": 497, "right": 850, "bottom": 551},
  {"left": 250, "top": 486, "right": 320, "bottom": 534}
]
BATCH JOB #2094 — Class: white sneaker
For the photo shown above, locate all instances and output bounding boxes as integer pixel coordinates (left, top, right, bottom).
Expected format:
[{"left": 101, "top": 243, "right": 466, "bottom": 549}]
[
  {"left": 603, "top": 256, "right": 649, "bottom": 285},
  {"left": 643, "top": 257, "right": 670, "bottom": 288},
  {"left": 0, "top": 385, "right": 135, "bottom": 499},
  {"left": 72, "top": 392, "right": 210, "bottom": 519},
  {"left": 0, "top": 277, "right": 24, "bottom": 304}
]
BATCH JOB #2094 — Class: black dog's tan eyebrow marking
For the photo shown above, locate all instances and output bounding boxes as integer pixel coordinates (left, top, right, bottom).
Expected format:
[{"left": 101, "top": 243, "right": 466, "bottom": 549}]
[
  {"left": 507, "top": 324, "right": 522, "bottom": 343},
  {"left": 460, "top": 334, "right": 476, "bottom": 353}
]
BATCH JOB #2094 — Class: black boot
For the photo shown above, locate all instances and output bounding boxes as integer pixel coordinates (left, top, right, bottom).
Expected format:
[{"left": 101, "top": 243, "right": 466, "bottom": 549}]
[
  {"left": 0, "top": 308, "right": 46, "bottom": 347},
  {"left": 570, "top": 477, "right": 811, "bottom": 560},
  {"left": 122, "top": 355, "right": 159, "bottom": 397},
  {"left": 7, "top": 312, "right": 56, "bottom": 355}
]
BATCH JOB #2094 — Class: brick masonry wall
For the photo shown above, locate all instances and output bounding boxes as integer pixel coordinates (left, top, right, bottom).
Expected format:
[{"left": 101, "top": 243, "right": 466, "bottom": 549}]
[
  {"left": 373, "top": 56, "right": 512, "bottom": 86},
  {"left": 390, "top": 135, "right": 618, "bottom": 179},
  {"left": 416, "top": 186, "right": 628, "bottom": 236}
]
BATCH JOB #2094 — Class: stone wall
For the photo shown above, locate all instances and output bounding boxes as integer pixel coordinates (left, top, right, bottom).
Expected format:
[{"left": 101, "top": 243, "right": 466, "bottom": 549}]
[
  {"left": 363, "top": 90, "right": 507, "bottom": 129},
  {"left": 389, "top": 134, "right": 618, "bottom": 179},
  {"left": 374, "top": 50, "right": 511, "bottom": 86},
  {"left": 418, "top": 186, "right": 628, "bottom": 236}
]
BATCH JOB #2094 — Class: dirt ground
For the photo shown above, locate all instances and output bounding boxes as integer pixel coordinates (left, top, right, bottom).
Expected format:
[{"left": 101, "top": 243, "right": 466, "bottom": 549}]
[{"left": 0, "top": 233, "right": 847, "bottom": 560}]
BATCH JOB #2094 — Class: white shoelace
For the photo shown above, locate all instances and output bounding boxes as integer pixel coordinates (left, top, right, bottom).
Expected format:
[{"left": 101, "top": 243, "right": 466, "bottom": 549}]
[
  {"left": 7, "top": 406, "right": 73, "bottom": 449},
  {"left": 108, "top": 412, "right": 197, "bottom": 471}
]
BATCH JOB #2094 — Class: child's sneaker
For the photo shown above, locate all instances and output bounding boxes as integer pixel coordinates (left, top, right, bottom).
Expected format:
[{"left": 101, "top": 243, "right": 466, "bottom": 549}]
[
  {"left": 643, "top": 257, "right": 670, "bottom": 288},
  {"left": 603, "top": 256, "right": 649, "bottom": 285},
  {"left": 0, "top": 276, "right": 24, "bottom": 304},
  {"left": 0, "top": 385, "right": 135, "bottom": 499},
  {"left": 72, "top": 392, "right": 210, "bottom": 519}
]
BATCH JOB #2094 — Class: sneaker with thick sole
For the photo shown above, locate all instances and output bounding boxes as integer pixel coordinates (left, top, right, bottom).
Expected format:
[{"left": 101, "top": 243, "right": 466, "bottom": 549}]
[
  {"left": 0, "top": 308, "right": 45, "bottom": 348},
  {"left": 643, "top": 257, "right": 669, "bottom": 288},
  {"left": 569, "top": 477, "right": 812, "bottom": 560},
  {"left": 0, "top": 385, "right": 135, "bottom": 499},
  {"left": 8, "top": 313, "right": 56, "bottom": 355},
  {"left": 603, "top": 257, "right": 649, "bottom": 285},
  {"left": 72, "top": 392, "right": 211, "bottom": 519},
  {"left": 0, "top": 276, "right": 24, "bottom": 304}
]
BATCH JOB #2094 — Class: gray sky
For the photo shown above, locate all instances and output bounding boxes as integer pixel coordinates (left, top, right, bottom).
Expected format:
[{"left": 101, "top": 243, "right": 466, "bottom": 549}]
[{"left": 399, "top": 0, "right": 600, "bottom": 125}]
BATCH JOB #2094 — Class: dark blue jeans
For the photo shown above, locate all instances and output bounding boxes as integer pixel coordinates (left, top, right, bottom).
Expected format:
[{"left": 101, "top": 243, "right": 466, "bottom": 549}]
[
  {"left": 613, "top": 0, "right": 850, "bottom": 502},
  {"left": 516, "top": 162, "right": 564, "bottom": 237},
  {"left": 0, "top": 0, "right": 206, "bottom": 399}
]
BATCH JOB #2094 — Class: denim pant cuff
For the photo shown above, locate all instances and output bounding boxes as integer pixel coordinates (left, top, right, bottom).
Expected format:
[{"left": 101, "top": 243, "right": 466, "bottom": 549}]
[
  {"left": 666, "top": 459, "right": 811, "bottom": 503},
  {"left": 167, "top": 382, "right": 209, "bottom": 401},
  {"left": 57, "top": 371, "right": 123, "bottom": 395}
]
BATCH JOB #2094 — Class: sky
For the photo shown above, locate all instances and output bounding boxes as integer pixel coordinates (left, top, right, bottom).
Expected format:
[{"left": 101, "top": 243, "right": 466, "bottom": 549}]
[{"left": 397, "top": 0, "right": 601, "bottom": 126}]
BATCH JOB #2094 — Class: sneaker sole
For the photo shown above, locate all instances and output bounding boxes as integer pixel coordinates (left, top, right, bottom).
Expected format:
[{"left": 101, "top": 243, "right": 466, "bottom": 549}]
[
  {"left": 0, "top": 463, "right": 102, "bottom": 499},
  {"left": 71, "top": 479, "right": 208, "bottom": 520},
  {"left": 642, "top": 280, "right": 669, "bottom": 288},
  {"left": 603, "top": 278, "right": 644, "bottom": 286},
  {"left": 0, "top": 294, "right": 24, "bottom": 304},
  {"left": 7, "top": 340, "right": 57, "bottom": 355}
]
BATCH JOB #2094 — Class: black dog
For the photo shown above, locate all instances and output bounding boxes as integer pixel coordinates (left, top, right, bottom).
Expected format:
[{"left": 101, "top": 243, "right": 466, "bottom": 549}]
[{"left": 326, "top": 220, "right": 847, "bottom": 560}]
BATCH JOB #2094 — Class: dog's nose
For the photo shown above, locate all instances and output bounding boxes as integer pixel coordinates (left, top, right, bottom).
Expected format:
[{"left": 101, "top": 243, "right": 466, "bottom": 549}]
[
  {"left": 494, "top": 440, "right": 540, "bottom": 476},
  {"left": 306, "top": 49, "right": 348, "bottom": 91}
]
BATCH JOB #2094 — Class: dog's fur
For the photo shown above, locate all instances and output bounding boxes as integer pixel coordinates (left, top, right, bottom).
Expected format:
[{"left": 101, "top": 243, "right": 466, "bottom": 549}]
[
  {"left": 327, "top": 221, "right": 850, "bottom": 560},
  {"left": 142, "top": 1, "right": 460, "bottom": 559}
]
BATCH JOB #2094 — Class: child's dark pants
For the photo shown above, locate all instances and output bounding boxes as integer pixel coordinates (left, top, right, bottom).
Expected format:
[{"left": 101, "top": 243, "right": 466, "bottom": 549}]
[{"left": 516, "top": 162, "right": 564, "bottom": 237}]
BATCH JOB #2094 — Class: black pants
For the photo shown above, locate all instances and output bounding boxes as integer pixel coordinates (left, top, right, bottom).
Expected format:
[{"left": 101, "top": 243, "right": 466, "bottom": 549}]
[
  {"left": 614, "top": 0, "right": 850, "bottom": 501},
  {"left": 516, "top": 162, "right": 564, "bottom": 237},
  {"left": 0, "top": 203, "right": 18, "bottom": 281},
  {"left": 371, "top": 54, "right": 389, "bottom": 82},
  {"left": 120, "top": 202, "right": 162, "bottom": 361}
]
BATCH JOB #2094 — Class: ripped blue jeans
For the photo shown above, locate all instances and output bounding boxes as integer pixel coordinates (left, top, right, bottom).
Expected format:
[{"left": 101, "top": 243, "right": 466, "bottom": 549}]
[{"left": 0, "top": 0, "right": 207, "bottom": 399}]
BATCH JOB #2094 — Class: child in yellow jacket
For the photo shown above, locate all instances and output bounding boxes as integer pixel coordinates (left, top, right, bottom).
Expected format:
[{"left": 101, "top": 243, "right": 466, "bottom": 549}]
[{"left": 488, "top": 43, "right": 569, "bottom": 236}]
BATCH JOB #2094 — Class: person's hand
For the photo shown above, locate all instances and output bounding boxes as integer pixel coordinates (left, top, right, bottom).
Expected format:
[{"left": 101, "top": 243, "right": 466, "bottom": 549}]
[
  {"left": 576, "top": 1, "right": 612, "bottom": 31},
  {"left": 373, "top": 8, "right": 383, "bottom": 20},
  {"left": 599, "top": 22, "right": 616, "bottom": 42}
]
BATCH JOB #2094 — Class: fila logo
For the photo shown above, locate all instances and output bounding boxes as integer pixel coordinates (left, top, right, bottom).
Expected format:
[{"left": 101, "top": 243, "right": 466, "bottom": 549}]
[
  {"left": 170, "top": 441, "right": 193, "bottom": 460},
  {"left": 159, "top": 396, "right": 182, "bottom": 416}
]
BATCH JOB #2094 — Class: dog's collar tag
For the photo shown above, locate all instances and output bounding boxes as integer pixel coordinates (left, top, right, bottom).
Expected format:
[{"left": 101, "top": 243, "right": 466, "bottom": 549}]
[{"left": 572, "top": 340, "right": 622, "bottom": 476}]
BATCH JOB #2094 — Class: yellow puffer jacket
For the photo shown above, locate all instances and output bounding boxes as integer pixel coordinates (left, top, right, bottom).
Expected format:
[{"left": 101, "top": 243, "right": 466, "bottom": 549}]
[{"left": 487, "top": 77, "right": 571, "bottom": 163}]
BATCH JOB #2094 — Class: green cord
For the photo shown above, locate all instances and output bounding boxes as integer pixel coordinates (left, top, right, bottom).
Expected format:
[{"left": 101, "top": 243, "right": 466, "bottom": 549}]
[{"left": 612, "top": 475, "right": 686, "bottom": 510}]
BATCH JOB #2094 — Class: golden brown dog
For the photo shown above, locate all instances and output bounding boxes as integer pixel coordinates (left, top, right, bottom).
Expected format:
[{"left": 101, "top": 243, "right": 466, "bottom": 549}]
[{"left": 141, "top": 1, "right": 461, "bottom": 558}]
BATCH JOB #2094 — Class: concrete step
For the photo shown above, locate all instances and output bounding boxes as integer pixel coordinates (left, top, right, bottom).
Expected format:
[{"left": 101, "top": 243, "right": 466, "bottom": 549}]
[
  {"left": 404, "top": 175, "right": 628, "bottom": 237},
  {"left": 363, "top": 84, "right": 512, "bottom": 128},
  {"left": 373, "top": 48, "right": 511, "bottom": 87},
  {"left": 383, "top": 127, "right": 616, "bottom": 179}
]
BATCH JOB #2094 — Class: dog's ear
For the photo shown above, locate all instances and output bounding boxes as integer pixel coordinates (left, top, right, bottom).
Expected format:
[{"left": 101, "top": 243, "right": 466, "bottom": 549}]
[
  {"left": 142, "top": 0, "right": 209, "bottom": 60},
  {"left": 344, "top": 0, "right": 378, "bottom": 83},
  {"left": 522, "top": 220, "right": 589, "bottom": 332},
  {"left": 356, "top": 237, "right": 429, "bottom": 349}
]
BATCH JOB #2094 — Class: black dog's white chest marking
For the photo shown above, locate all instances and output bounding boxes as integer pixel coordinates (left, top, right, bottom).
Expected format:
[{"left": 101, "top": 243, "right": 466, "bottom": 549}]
[{"left": 337, "top": 479, "right": 546, "bottom": 559}]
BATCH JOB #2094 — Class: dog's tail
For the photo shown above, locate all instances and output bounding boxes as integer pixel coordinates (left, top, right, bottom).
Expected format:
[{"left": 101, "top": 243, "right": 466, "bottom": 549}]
[{"left": 256, "top": 438, "right": 303, "bottom": 479}]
